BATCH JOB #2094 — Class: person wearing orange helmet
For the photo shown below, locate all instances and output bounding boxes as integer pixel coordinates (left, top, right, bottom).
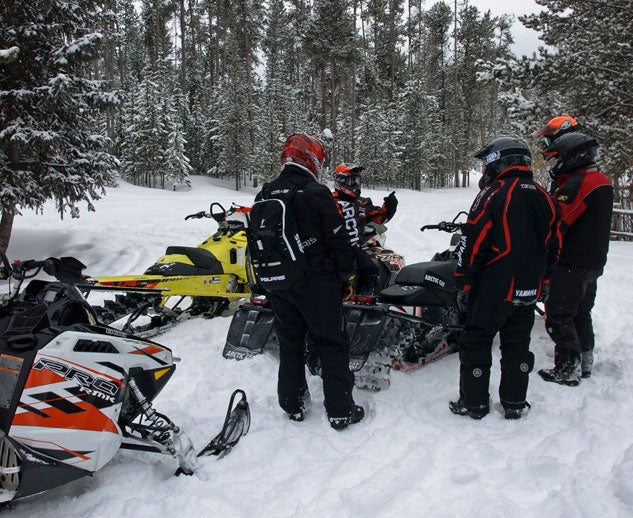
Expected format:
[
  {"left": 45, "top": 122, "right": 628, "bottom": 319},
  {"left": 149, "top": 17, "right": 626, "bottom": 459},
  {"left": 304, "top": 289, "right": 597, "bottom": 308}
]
[
  {"left": 534, "top": 132, "right": 613, "bottom": 386},
  {"left": 256, "top": 133, "right": 364, "bottom": 430},
  {"left": 531, "top": 115, "right": 580, "bottom": 149},
  {"left": 331, "top": 163, "right": 398, "bottom": 295},
  {"left": 532, "top": 115, "right": 582, "bottom": 194}
]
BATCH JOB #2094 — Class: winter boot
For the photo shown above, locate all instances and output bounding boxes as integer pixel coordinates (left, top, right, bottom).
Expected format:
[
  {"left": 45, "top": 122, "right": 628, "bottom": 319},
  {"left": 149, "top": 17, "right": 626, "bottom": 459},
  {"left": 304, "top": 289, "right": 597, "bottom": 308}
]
[
  {"left": 504, "top": 402, "right": 531, "bottom": 420},
  {"left": 329, "top": 405, "right": 365, "bottom": 430},
  {"left": 448, "top": 398, "right": 489, "bottom": 420},
  {"left": 538, "top": 361, "right": 581, "bottom": 386},
  {"left": 581, "top": 351, "right": 594, "bottom": 379},
  {"left": 285, "top": 386, "right": 311, "bottom": 422},
  {"left": 287, "top": 409, "right": 305, "bottom": 422}
]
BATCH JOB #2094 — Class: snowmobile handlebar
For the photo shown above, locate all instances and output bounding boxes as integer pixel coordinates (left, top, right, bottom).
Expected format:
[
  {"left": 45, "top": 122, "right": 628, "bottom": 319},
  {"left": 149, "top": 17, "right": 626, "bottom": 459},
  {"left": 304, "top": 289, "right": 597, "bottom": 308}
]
[
  {"left": 3, "top": 253, "right": 86, "bottom": 284},
  {"left": 184, "top": 203, "right": 247, "bottom": 222},
  {"left": 420, "top": 211, "right": 468, "bottom": 233},
  {"left": 420, "top": 221, "right": 464, "bottom": 233}
]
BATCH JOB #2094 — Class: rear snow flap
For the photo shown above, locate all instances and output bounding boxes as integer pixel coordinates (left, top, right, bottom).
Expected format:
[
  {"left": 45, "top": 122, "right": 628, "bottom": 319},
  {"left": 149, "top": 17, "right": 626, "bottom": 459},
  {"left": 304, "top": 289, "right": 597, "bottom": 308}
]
[
  {"left": 343, "top": 305, "right": 387, "bottom": 370},
  {"left": 223, "top": 302, "right": 277, "bottom": 360}
]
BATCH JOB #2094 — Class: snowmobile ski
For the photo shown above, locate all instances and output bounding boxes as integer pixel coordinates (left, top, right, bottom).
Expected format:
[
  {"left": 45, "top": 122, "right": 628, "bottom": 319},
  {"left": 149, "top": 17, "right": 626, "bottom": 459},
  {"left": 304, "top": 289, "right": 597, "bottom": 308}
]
[{"left": 175, "top": 389, "right": 251, "bottom": 476}]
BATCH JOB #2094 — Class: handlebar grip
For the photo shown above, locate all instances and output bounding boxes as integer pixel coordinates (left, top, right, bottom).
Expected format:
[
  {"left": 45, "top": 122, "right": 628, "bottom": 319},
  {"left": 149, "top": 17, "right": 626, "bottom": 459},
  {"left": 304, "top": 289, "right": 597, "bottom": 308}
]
[
  {"left": 185, "top": 211, "right": 205, "bottom": 220},
  {"left": 420, "top": 224, "right": 439, "bottom": 231}
]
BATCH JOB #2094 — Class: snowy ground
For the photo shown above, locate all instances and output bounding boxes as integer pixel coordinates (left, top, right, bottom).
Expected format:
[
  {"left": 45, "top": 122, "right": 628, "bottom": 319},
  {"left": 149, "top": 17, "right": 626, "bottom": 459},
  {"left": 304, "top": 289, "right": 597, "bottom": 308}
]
[{"left": 4, "top": 175, "right": 633, "bottom": 517}]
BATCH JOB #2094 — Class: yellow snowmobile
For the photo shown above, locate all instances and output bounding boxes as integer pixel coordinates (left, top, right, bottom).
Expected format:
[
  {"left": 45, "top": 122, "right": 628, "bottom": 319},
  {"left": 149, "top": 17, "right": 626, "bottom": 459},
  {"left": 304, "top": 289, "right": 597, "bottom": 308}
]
[{"left": 84, "top": 202, "right": 253, "bottom": 336}]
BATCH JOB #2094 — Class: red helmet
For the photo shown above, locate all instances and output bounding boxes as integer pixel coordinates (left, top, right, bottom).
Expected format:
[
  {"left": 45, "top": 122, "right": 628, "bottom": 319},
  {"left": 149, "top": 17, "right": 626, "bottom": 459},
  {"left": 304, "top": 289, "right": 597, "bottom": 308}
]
[
  {"left": 531, "top": 115, "right": 579, "bottom": 154},
  {"left": 334, "top": 163, "right": 364, "bottom": 198},
  {"left": 281, "top": 133, "right": 329, "bottom": 179}
]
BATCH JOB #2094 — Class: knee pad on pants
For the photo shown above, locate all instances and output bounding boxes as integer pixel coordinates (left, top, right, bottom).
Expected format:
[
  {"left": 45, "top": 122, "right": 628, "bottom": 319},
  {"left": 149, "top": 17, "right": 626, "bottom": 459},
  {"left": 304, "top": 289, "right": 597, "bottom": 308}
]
[
  {"left": 500, "top": 350, "right": 534, "bottom": 376},
  {"left": 545, "top": 318, "right": 577, "bottom": 348}
]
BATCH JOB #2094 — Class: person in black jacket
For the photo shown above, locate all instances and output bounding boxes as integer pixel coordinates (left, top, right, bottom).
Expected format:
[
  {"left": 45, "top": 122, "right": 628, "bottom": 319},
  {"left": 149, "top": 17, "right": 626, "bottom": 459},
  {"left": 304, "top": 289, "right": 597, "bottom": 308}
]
[
  {"left": 449, "top": 137, "right": 560, "bottom": 420},
  {"left": 257, "top": 133, "right": 364, "bottom": 430},
  {"left": 331, "top": 163, "right": 398, "bottom": 294},
  {"left": 536, "top": 133, "right": 613, "bottom": 386}
]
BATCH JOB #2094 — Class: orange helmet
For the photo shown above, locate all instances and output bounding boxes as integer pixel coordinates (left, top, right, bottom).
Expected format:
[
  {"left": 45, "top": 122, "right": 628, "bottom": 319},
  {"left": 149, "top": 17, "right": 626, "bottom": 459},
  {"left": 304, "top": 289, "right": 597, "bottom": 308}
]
[
  {"left": 334, "top": 163, "right": 364, "bottom": 198},
  {"left": 531, "top": 115, "right": 579, "bottom": 151},
  {"left": 281, "top": 133, "right": 329, "bottom": 179}
]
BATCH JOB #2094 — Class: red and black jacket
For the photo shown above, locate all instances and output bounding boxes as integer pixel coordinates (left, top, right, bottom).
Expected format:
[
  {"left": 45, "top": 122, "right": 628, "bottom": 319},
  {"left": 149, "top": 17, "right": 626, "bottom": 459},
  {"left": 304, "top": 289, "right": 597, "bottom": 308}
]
[
  {"left": 332, "top": 191, "right": 394, "bottom": 247},
  {"left": 455, "top": 166, "right": 560, "bottom": 303},
  {"left": 551, "top": 165, "right": 613, "bottom": 270}
]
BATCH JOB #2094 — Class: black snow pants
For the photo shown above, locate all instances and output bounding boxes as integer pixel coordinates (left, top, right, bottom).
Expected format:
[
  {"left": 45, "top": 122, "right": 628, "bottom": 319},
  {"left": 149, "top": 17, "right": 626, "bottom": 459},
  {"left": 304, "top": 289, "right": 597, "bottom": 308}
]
[
  {"left": 459, "top": 289, "right": 536, "bottom": 412},
  {"left": 268, "top": 272, "right": 355, "bottom": 419},
  {"left": 545, "top": 264, "right": 602, "bottom": 367}
]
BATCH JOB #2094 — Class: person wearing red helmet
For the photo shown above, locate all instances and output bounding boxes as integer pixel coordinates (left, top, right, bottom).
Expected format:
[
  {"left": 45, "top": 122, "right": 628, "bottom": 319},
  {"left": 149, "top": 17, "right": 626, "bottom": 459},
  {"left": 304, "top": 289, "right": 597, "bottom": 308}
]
[
  {"left": 332, "top": 163, "right": 398, "bottom": 294},
  {"left": 256, "top": 133, "right": 364, "bottom": 430}
]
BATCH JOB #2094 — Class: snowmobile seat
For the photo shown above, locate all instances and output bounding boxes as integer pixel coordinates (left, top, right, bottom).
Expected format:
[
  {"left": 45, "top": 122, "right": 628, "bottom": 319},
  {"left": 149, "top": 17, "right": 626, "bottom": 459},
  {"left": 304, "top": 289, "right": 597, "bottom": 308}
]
[
  {"left": 162, "top": 246, "right": 223, "bottom": 273},
  {"left": 378, "top": 284, "right": 451, "bottom": 306},
  {"left": 393, "top": 260, "right": 456, "bottom": 289},
  {"left": 378, "top": 260, "right": 458, "bottom": 307}
]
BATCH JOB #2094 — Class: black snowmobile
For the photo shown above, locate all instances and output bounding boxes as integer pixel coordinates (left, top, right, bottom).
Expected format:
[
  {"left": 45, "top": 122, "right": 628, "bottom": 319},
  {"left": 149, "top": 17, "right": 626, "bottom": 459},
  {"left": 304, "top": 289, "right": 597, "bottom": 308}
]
[
  {"left": 223, "top": 214, "right": 467, "bottom": 391},
  {"left": 0, "top": 249, "right": 250, "bottom": 504}
]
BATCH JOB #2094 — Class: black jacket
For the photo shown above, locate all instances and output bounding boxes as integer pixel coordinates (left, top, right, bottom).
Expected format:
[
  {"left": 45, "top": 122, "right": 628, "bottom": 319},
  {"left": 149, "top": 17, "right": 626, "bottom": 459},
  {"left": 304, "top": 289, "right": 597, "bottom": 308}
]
[
  {"left": 551, "top": 164, "right": 613, "bottom": 270},
  {"left": 331, "top": 190, "right": 394, "bottom": 247},
  {"left": 455, "top": 166, "right": 560, "bottom": 303},
  {"left": 256, "top": 164, "right": 355, "bottom": 281}
]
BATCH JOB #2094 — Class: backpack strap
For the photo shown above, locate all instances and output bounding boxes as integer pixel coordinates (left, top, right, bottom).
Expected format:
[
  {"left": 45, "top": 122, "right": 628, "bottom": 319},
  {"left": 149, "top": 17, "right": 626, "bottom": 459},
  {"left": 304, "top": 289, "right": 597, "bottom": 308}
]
[{"left": 285, "top": 177, "right": 311, "bottom": 202}]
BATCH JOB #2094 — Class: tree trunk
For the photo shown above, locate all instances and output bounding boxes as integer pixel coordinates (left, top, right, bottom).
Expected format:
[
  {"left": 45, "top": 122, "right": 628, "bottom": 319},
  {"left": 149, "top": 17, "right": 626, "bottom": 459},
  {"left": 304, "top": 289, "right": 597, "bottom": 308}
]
[
  {"left": 0, "top": 208, "right": 16, "bottom": 252},
  {"left": 180, "top": 0, "right": 186, "bottom": 91}
]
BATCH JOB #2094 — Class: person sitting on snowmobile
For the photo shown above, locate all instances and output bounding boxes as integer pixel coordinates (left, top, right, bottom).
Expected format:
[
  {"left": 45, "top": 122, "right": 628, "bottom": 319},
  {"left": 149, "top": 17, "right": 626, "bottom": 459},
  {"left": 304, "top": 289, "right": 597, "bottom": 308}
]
[{"left": 332, "top": 163, "right": 398, "bottom": 295}]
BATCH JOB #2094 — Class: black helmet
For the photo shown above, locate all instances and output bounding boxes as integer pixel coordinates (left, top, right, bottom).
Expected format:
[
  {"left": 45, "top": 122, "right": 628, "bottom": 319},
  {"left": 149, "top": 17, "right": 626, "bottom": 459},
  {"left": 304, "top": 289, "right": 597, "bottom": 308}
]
[
  {"left": 543, "top": 132, "right": 598, "bottom": 179},
  {"left": 474, "top": 137, "right": 531, "bottom": 189}
]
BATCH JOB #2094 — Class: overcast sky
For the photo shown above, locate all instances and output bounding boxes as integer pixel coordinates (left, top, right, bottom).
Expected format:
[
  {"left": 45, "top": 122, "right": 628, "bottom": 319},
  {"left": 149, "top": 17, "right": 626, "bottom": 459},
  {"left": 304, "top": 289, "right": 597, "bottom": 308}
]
[{"left": 468, "top": 0, "right": 544, "bottom": 56}]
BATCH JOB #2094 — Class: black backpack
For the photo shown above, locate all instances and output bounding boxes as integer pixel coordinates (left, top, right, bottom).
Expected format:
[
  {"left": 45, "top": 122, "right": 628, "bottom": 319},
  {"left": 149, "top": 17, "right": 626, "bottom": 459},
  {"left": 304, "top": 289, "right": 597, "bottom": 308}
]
[{"left": 247, "top": 180, "right": 311, "bottom": 291}]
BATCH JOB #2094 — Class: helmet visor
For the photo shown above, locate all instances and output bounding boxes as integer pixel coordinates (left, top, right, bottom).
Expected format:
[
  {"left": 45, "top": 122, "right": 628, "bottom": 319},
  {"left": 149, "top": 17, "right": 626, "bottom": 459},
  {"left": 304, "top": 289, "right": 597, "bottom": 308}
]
[{"left": 340, "top": 174, "right": 361, "bottom": 191}]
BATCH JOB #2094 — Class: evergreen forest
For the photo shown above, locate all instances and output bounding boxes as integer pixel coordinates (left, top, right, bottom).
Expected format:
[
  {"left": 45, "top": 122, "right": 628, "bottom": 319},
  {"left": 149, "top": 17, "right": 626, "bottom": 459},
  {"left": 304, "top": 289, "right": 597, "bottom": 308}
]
[{"left": 1, "top": 0, "right": 632, "bottom": 248}]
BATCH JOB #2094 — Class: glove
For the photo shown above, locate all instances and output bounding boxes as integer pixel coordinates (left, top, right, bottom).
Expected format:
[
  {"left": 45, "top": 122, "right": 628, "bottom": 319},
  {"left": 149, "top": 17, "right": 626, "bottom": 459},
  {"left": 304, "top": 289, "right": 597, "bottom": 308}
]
[
  {"left": 340, "top": 274, "right": 356, "bottom": 302},
  {"left": 456, "top": 289, "right": 470, "bottom": 313},
  {"left": 383, "top": 192, "right": 398, "bottom": 219},
  {"left": 538, "top": 283, "right": 550, "bottom": 303}
]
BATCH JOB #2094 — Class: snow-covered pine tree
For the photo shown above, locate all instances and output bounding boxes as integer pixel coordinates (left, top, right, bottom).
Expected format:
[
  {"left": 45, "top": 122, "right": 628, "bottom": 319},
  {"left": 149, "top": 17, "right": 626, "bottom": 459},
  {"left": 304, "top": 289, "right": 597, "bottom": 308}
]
[
  {"left": 255, "top": 0, "right": 297, "bottom": 182},
  {"left": 0, "top": 1, "right": 117, "bottom": 249},
  {"left": 165, "top": 90, "right": 192, "bottom": 189},
  {"left": 520, "top": 0, "right": 633, "bottom": 200}
]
